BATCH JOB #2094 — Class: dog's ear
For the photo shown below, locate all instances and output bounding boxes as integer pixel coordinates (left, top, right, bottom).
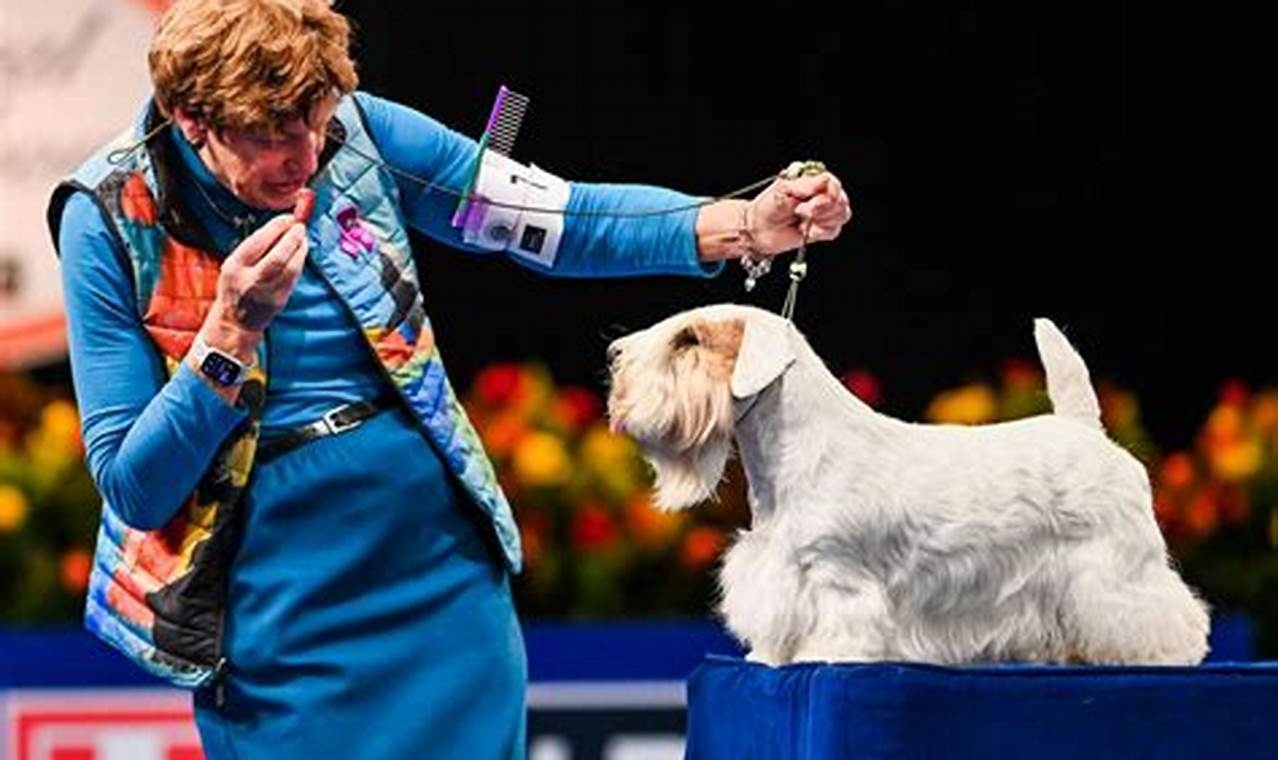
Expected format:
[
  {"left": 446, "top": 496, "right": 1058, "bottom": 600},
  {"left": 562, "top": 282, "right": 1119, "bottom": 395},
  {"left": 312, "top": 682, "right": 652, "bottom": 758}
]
[{"left": 730, "top": 313, "right": 796, "bottom": 399}]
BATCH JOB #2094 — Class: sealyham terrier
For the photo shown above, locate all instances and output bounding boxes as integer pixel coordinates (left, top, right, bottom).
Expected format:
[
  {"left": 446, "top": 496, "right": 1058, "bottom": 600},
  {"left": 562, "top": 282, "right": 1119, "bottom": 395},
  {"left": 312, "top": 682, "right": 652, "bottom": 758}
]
[{"left": 605, "top": 304, "right": 1210, "bottom": 666}]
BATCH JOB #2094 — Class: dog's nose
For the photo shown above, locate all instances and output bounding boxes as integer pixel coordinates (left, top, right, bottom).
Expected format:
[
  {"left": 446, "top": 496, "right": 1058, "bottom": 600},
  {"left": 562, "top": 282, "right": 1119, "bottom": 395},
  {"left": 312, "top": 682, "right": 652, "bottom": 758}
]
[{"left": 606, "top": 342, "right": 622, "bottom": 363}]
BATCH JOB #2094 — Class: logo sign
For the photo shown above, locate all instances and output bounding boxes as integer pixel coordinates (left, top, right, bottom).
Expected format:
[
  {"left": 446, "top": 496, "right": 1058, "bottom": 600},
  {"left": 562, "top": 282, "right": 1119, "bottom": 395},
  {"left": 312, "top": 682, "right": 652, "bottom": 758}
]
[
  {"left": 2, "top": 683, "right": 692, "bottom": 760},
  {"left": 2, "top": 690, "right": 202, "bottom": 760}
]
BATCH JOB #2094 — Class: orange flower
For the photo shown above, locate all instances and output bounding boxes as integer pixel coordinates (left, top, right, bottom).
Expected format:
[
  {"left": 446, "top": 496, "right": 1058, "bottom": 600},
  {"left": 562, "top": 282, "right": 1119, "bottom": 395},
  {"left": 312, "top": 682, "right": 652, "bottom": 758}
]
[
  {"left": 482, "top": 413, "right": 529, "bottom": 458},
  {"left": 625, "top": 493, "right": 686, "bottom": 549},
  {"left": 1160, "top": 452, "right": 1197, "bottom": 491},
  {"left": 1184, "top": 488, "right": 1220, "bottom": 538},
  {"left": 1251, "top": 394, "right": 1278, "bottom": 434},
  {"left": 1201, "top": 405, "right": 1244, "bottom": 450},
  {"left": 60, "top": 548, "right": 92, "bottom": 593},
  {"left": 681, "top": 526, "right": 725, "bottom": 571}
]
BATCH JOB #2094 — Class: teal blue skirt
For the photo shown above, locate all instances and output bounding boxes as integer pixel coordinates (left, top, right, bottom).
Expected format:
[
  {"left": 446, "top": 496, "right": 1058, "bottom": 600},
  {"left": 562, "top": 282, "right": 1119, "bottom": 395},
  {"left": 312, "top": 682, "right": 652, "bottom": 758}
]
[{"left": 193, "top": 405, "right": 527, "bottom": 759}]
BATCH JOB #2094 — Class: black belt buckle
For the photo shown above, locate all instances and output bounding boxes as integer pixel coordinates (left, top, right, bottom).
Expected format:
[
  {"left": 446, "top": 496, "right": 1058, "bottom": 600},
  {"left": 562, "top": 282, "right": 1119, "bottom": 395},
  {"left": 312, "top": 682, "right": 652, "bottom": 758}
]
[
  {"left": 256, "top": 396, "right": 395, "bottom": 465},
  {"left": 322, "top": 403, "right": 366, "bottom": 435}
]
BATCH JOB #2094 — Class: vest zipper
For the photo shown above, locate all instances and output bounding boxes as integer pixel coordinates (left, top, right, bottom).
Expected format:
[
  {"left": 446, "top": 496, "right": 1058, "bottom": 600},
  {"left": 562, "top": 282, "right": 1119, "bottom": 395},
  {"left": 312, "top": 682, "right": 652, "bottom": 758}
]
[{"left": 214, "top": 656, "right": 229, "bottom": 707}]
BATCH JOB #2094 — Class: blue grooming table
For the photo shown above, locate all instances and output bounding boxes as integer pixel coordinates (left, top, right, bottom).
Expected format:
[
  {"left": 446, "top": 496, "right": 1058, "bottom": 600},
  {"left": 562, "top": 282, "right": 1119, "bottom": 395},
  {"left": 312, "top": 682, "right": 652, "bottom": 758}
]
[{"left": 685, "top": 655, "right": 1278, "bottom": 759}]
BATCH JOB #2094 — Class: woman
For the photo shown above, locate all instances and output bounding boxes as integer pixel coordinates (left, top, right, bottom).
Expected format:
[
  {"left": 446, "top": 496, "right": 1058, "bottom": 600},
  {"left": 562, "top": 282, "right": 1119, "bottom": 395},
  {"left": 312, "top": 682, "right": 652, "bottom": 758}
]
[{"left": 48, "top": 0, "right": 852, "bottom": 757}]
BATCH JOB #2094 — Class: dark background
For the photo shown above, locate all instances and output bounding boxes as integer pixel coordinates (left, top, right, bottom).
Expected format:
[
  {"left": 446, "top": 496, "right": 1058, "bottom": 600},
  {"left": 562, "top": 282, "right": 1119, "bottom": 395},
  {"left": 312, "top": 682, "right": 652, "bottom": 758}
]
[{"left": 144, "top": 5, "right": 1272, "bottom": 447}]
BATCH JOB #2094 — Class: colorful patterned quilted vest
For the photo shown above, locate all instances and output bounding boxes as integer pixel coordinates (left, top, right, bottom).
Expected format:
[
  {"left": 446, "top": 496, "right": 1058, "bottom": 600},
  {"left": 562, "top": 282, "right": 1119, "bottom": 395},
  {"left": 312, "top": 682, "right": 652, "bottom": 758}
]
[{"left": 47, "top": 95, "right": 522, "bottom": 690}]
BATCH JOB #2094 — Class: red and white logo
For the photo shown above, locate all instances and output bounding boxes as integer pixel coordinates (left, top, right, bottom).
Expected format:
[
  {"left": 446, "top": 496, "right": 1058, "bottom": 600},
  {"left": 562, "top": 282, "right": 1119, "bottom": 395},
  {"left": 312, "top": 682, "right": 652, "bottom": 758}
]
[{"left": 3, "top": 690, "right": 203, "bottom": 760}]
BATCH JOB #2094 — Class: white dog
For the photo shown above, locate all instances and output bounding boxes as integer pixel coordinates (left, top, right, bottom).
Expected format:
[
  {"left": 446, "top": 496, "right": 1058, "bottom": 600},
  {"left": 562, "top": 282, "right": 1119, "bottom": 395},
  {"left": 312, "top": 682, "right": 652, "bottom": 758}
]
[{"left": 606, "top": 304, "right": 1210, "bottom": 666}]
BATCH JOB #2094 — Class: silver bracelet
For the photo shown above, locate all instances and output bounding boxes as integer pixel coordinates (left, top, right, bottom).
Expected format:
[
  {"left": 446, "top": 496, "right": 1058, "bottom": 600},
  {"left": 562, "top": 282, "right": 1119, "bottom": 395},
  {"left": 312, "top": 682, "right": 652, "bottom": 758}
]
[{"left": 737, "top": 201, "right": 771, "bottom": 291}]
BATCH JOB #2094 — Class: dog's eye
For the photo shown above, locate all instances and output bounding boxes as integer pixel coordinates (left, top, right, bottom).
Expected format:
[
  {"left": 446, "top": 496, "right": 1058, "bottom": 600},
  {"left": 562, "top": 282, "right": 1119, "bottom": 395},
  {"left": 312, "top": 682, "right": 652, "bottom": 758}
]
[{"left": 672, "top": 327, "right": 699, "bottom": 350}]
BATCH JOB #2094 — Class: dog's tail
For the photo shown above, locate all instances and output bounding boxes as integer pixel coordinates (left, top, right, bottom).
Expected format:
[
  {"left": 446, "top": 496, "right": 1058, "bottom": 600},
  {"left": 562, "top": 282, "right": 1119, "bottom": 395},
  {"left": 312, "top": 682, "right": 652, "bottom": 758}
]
[{"left": 1034, "top": 318, "right": 1103, "bottom": 430}]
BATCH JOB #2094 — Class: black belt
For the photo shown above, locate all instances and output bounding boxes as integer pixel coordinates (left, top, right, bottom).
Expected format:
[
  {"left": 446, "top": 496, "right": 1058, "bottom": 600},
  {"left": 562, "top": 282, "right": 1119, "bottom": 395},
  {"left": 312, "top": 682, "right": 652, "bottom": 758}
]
[{"left": 257, "top": 396, "right": 399, "bottom": 464}]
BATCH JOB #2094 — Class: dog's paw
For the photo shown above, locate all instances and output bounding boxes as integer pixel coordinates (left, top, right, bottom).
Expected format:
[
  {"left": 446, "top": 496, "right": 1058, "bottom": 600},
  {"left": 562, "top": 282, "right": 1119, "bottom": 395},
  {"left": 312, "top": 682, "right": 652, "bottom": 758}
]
[{"left": 745, "top": 647, "right": 782, "bottom": 667}]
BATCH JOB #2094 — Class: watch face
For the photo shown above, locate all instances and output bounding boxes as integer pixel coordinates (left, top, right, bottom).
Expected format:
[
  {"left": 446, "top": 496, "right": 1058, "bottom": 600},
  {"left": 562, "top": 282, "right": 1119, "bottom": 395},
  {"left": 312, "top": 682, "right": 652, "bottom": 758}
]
[{"left": 201, "top": 351, "right": 243, "bottom": 386}]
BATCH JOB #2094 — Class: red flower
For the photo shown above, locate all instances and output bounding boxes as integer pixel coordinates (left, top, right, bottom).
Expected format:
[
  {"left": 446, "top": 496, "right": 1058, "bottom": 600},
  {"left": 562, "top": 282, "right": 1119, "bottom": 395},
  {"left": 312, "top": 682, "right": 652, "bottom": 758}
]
[
  {"left": 1219, "top": 379, "right": 1249, "bottom": 408},
  {"left": 841, "top": 370, "right": 882, "bottom": 408},
  {"left": 60, "top": 549, "right": 92, "bottom": 593},
  {"left": 1000, "top": 358, "right": 1042, "bottom": 390},
  {"left": 1184, "top": 487, "right": 1220, "bottom": 538},
  {"left": 1218, "top": 485, "right": 1250, "bottom": 525},
  {"left": 681, "top": 527, "right": 725, "bottom": 571},
  {"left": 1153, "top": 490, "right": 1179, "bottom": 531},
  {"left": 475, "top": 364, "right": 523, "bottom": 407},
  {"left": 555, "top": 387, "right": 602, "bottom": 430},
  {"left": 519, "top": 510, "right": 551, "bottom": 568},
  {"left": 571, "top": 505, "right": 619, "bottom": 552}
]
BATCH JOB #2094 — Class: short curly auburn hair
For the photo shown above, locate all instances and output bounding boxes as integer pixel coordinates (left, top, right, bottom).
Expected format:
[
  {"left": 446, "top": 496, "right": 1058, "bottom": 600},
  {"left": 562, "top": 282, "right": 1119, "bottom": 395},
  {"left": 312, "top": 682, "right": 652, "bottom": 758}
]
[{"left": 149, "top": 0, "right": 359, "bottom": 132}]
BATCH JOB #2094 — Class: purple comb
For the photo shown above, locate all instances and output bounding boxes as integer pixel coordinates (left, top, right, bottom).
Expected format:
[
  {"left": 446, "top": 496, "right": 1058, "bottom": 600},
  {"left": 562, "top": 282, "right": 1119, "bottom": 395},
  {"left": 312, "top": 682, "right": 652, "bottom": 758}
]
[{"left": 452, "top": 85, "right": 530, "bottom": 229}]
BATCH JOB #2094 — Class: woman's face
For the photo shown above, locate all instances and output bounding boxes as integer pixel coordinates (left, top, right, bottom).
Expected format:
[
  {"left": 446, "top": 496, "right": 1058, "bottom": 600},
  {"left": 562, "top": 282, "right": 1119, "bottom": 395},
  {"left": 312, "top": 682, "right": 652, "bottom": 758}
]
[{"left": 197, "top": 97, "right": 337, "bottom": 211}]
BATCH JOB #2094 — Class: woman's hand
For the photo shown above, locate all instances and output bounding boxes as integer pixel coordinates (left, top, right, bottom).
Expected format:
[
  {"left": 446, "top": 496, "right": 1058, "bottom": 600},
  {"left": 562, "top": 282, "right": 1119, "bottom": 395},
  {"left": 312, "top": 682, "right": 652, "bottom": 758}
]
[
  {"left": 212, "top": 214, "right": 310, "bottom": 333},
  {"left": 746, "top": 169, "right": 853, "bottom": 257},
  {"left": 186, "top": 190, "right": 316, "bottom": 403},
  {"left": 187, "top": 209, "right": 310, "bottom": 402},
  {"left": 209, "top": 188, "right": 314, "bottom": 336}
]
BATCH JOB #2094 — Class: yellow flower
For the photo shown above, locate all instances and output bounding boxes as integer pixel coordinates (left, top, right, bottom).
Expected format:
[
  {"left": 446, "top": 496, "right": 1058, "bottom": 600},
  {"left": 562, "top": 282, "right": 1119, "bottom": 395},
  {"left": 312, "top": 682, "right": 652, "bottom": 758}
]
[
  {"left": 0, "top": 484, "right": 29, "bottom": 533},
  {"left": 33, "top": 400, "right": 82, "bottom": 459},
  {"left": 580, "top": 424, "right": 644, "bottom": 498},
  {"left": 581, "top": 424, "right": 638, "bottom": 472},
  {"left": 512, "top": 431, "right": 573, "bottom": 488},
  {"left": 926, "top": 384, "right": 997, "bottom": 425},
  {"left": 1100, "top": 387, "right": 1140, "bottom": 430},
  {"left": 1208, "top": 439, "right": 1263, "bottom": 482},
  {"left": 43, "top": 400, "right": 80, "bottom": 437}
]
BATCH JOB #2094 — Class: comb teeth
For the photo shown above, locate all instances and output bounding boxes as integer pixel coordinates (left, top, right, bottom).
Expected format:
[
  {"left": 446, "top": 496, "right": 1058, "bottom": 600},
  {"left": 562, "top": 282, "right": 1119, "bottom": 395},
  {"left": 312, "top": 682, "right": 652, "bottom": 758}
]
[{"left": 484, "top": 85, "right": 529, "bottom": 157}]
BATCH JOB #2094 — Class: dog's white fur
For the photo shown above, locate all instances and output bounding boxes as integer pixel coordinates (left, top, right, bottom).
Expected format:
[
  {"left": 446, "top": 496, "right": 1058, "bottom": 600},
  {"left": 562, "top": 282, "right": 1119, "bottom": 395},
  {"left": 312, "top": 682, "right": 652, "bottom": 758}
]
[{"left": 606, "top": 304, "right": 1210, "bottom": 666}]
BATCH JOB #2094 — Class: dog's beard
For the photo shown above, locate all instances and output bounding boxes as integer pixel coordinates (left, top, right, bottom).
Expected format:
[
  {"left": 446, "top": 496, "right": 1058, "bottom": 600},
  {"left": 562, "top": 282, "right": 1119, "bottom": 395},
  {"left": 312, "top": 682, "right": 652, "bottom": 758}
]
[
  {"left": 643, "top": 434, "right": 733, "bottom": 510},
  {"left": 613, "top": 345, "right": 736, "bottom": 510}
]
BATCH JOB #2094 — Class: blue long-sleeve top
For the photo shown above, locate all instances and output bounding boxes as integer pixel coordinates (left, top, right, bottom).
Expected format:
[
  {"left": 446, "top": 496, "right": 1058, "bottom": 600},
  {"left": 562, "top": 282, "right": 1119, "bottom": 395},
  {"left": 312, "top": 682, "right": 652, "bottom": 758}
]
[{"left": 59, "top": 91, "right": 724, "bottom": 531}]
